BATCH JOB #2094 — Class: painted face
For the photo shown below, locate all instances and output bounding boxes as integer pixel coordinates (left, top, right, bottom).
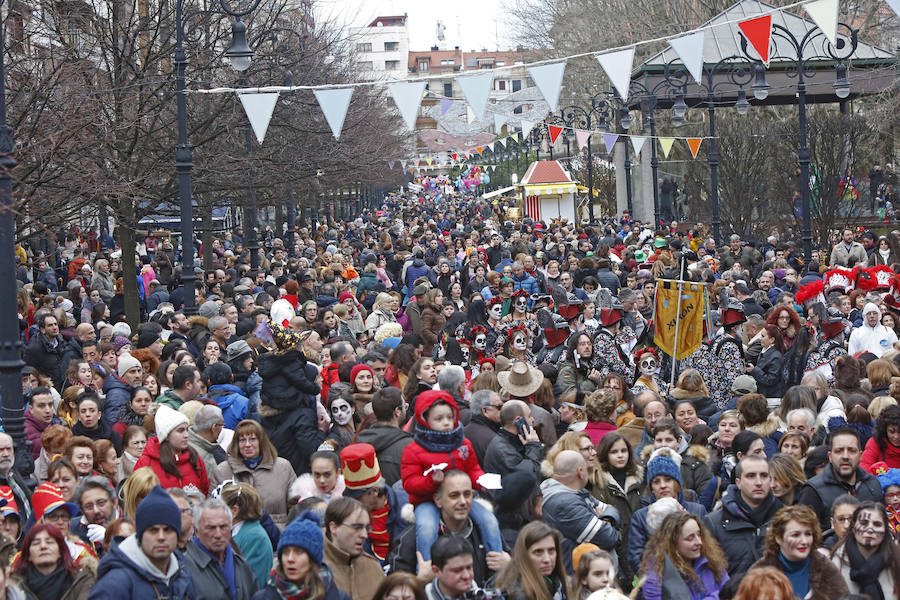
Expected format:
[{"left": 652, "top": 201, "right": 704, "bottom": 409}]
[
  {"left": 639, "top": 356, "right": 659, "bottom": 377},
  {"left": 512, "top": 332, "right": 527, "bottom": 351},
  {"left": 515, "top": 296, "right": 527, "bottom": 312},
  {"left": 331, "top": 399, "right": 353, "bottom": 426},
  {"left": 474, "top": 334, "right": 487, "bottom": 351},
  {"left": 854, "top": 508, "right": 886, "bottom": 550},
  {"left": 460, "top": 345, "right": 470, "bottom": 363},
  {"left": 489, "top": 304, "right": 503, "bottom": 320}
]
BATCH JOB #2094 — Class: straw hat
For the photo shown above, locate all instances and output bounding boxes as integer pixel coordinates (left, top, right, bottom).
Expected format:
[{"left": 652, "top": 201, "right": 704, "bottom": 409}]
[{"left": 497, "top": 360, "right": 544, "bottom": 397}]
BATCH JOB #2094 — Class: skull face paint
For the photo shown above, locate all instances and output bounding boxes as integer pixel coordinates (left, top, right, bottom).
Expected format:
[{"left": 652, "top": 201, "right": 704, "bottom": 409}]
[
  {"left": 639, "top": 357, "right": 659, "bottom": 378},
  {"left": 460, "top": 345, "right": 470, "bottom": 363},
  {"left": 512, "top": 332, "right": 527, "bottom": 351},
  {"left": 474, "top": 334, "right": 487, "bottom": 351},
  {"left": 330, "top": 399, "right": 353, "bottom": 426},
  {"left": 514, "top": 297, "right": 528, "bottom": 313},
  {"left": 489, "top": 305, "right": 503, "bottom": 321},
  {"left": 854, "top": 508, "right": 886, "bottom": 549}
]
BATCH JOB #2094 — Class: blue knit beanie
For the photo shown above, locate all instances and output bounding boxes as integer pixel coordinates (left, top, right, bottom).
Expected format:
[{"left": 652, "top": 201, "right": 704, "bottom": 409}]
[
  {"left": 278, "top": 511, "right": 324, "bottom": 565},
  {"left": 136, "top": 485, "right": 182, "bottom": 540},
  {"left": 647, "top": 455, "right": 682, "bottom": 487}
]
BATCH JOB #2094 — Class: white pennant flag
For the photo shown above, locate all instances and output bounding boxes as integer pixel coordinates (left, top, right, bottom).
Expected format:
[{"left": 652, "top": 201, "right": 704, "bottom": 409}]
[
  {"left": 457, "top": 71, "right": 494, "bottom": 120},
  {"left": 387, "top": 81, "right": 427, "bottom": 132},
  {"left": 239, "top": 92, "right": 280, "bottom": 144},
  {"left": 400, "top": 159, "right": 407, "bottom": 169},
  {"left": 313, "top": 88, "right": 353, "bottom": 140},
  {"left": 630, "top": 135, "right": 646, "bottom": 155},
  {"left": 497, "top": 137, "right": 507, "bottom": 148},
  {"left": 596, "top": 47, "right": 635, "bottom": 101},
  {"left": 575, "top": 129, "right": 591, "bottom": 151},
  {"left": 889, "top": 0, "right": 900, "bottom": 18},
  {"left": 487, "top": 142, "right": 495, "bottom": 152},
  {"left": 804, "top": 0, "right": 839, "bottom": 45},
  {"left": 520, "top": 120, "right": 536, "bottom": 135},
  {"left": 669, "top": 31, "right": 706, "bottom": 84},
  {"left": 494, "top": 113, "right": 508, "bottom": 132},
  {"left": 527, "top": 61, "right": 566, "bottom": 112},
  {"left": 466, "top": 106, "right": 477, "bottom": 124}
]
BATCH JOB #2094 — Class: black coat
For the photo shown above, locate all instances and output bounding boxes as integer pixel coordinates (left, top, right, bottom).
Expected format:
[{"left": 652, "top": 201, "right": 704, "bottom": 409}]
[
  {"left": 354, "top": 424, "right": 412, "bottom": 486},
  {"left": 24, "top": 333, "right": 66, "bottom": 389},
  {"left": 704, "top": 485, "right": 782, "bottom": 577},
  {"left": 751, "top": 346, "right": 784, "bottom": 398},
  {"left": 795, "top": 464, "right": 883, "bottom": 531},
  {"left": 464, "top": 415, "right": 501, "bottom": 466},
  {"left": 72, "top": 419, "right": 123, "bottom": 454},
  {"left": 257, "top": 350, "right": 320, "bottom": 412}
]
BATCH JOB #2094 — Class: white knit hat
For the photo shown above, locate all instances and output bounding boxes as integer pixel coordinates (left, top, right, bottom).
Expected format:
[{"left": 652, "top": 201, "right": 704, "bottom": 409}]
[
  {"left": 117, "top": 353, "right": 142, "bottom": 378},
  {"left": 154, "top": 405, "right": 189, "bottom": 444}
]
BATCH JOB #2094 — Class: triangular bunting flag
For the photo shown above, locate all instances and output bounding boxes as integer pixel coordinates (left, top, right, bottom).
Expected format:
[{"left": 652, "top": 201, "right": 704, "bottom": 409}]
[
  {"left": 602, "top": 133, "right": 619, "bottom": 154},
  {"left": 889, "top": 0, "right": 900, "bottom": 18},
  {"left": 451, "top": 153, "right": 458, "bottom": 162},
  {"left": 313, "top": 88, "right": 353, "bottom": 140},
  {"left": 400, "top": 159, "right": 407, "bottom": 169},
  {"left": 527, "top": 61, "right": 566, "bottom": 112},
  {"left": 738, "top": 15, "right": 772, "bottom": 66},
  {"left": 596, "top": 47, "right": 635, "bottom": 101},
  {"left": 388, "top": 160, "right": 395, "bottom": 169},
  {"left": 426, "top": 157, "right": 433, "bottom": 166},
  {"left": 457, "top": 71, "right": 493, "bottom": 120},
  {"left": 631, "top": 136, "right": 646, "bottom": 155},
  {"left": 387, "top": 81, "right": 427, "bottom": 132},
  {"left": 494, "top": 113, "right": 508, "bottom": 132},
  {"left": 575, "top": 129, "right": 591, "bottom": 151},
  {"left": 659, "top": 137, "right": 675, "bottom": 158},
  {"left": 804, "top": 0, "right": 839, "bottom": 46},
  {"left": 238, "top": 92, "right": 279, "bottom": 144},
  {"left": 548, "top": 125, "right": 564, "bottom": 145},
  {"left": 687, "top": 138, "right": 702, "bottom": 158},
  {"left": 669, "top": 31, "right": 706, "bottom": 85},
  {"left": 476, "top": 147, "right": 484, "bottom": 155},
  {"left": 466, "top": 106, "right": 477, "bottom": 124},
  {"left": 520, "top": 120, "right": 536, "bottom": 135},
  {"left": 441, "top": 97, "right": 454, "bottom": 115},
  {"left": 487, "top": 143, "right": 495, "bottom": 152},
  {"left": 497, "top": 137, "right": 507, "bottom": 148}
]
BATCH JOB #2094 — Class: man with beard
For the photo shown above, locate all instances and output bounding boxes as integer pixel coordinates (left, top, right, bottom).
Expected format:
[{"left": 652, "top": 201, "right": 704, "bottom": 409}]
[
  {"left": 167, "top": 311, "right": 200, "bottom": 357},
  {"left": 0, "top": 433, "right": 31, "bottom": 520}
]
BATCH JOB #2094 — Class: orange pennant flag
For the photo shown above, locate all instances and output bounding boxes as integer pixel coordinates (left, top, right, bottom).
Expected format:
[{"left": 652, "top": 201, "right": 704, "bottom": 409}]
[
  {"left": 476, "top": 147, "right": 484, "bottom": 155},
  {"left": 687, "top": 138, "right": 702, "bottom": 158}
]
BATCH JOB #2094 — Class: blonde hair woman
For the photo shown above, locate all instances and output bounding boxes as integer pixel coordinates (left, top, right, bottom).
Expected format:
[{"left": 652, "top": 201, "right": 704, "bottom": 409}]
[
  {"left": 542, "top": 432, "right": 604, "bottom": 498},
  {"left": 121, "top": 467, "right": 161, "bottom": 519}
]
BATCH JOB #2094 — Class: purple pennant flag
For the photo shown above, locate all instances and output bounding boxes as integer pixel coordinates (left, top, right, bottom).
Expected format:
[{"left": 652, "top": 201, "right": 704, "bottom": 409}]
[
  {"left": 388, "top": 160, "right": 395, "bottom": 169},
  {"left": 441, "top": 97, "right": 454, "bottom": 115},
  {"left": 603, "top": 133, "right": 619, "bottom": 154}
]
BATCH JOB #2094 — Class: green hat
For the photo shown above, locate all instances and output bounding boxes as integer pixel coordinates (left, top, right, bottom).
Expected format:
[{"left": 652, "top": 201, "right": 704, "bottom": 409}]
[
  {"left": 653, "top": 238, "right": 667, "bottom": 249},
  {"left": 634, "top": 250, "right": 648, "bottom": 262}
]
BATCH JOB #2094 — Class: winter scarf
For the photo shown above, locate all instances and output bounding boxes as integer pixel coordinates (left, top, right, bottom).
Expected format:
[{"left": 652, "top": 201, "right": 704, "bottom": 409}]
[
  {"left": 735, "top": 492, "right": 778, "bottom": 527},
  {"left": 25, "top": 564, "right": 72, "bottom": 600},
  {"left": 845, "top": 536, "right": 886, "bottom": 600},
  {"left": 117, "top": 403, "right": 146, "bottom": 427},
  {"left": 244, "top": 456, "right": 263, "bottom": 470},
  {"left": 414, "top": 423, "right": 465, "bottom": 454},
  {"left": 270, "top": 572, "right": 308, "bottom": 600},
  {"left": 778, "top": 551, "right": 811, "bottom": 600}
]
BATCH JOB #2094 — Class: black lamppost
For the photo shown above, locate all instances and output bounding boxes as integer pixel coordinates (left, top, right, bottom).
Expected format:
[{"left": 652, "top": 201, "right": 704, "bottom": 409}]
[
  {"left": 176, "top": 0, "right": 261, "bottom": 312},
  {"left": 618, "top": 107, "right": 634, "bottom": 214},
  {"left": 558, "top": 92, "right": 614, "bottom": 223},
  {"left": 739, "top": 21, "right": 858, "bottom": 263},
  {"left": 0, "top": 3, "right": 32, "bottom": 478}
]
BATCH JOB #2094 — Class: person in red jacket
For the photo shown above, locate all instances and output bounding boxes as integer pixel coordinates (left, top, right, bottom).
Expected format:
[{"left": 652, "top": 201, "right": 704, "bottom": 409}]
[
  {"left": 400, "top": 389, "right": 503, "bottom": 561},
  {"left": 134, "top": 404, "right": 209, "bottom": 496},
  {"left": 862, "top": 404, "right": 900, "bottom": 474}
]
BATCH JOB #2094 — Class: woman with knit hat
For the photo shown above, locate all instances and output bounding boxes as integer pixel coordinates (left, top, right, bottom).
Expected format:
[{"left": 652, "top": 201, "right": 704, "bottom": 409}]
[
  {"left": 348, "top": 364, "right": 379, "bottom": 413},
  {"left": 252, "top": 512, "right": 349, "bottom": 600},
  {"left": 133, "top": 404, "right": 209, "bottom": 496}
]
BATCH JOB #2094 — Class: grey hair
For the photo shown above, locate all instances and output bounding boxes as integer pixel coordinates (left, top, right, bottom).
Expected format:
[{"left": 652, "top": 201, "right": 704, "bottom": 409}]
[
  {"left": 469, "top": 389, "right": 499, "bottom": 414},
  {"left": 207, "top": 316, "right": 228, "bottom": 332},
  {"left": 194, "top": 497, "right": 232, "bottom": 526},
  {"left": 800, "top": 371, "right": 827, "bottom": 389},
  {"left": 194, "top": 405, "right": 224, "bottom": 433},
  {"left": 786, "top": 408, "right": 816, "bottom": 431},
  {"left": 511, "top": 261, "right": 523, "bottom": 270},
  {"left": 438, "top": 365, "right": 466, "bottom": 394},
  {"left": 74, "top": 475, "right": 115, "bottom": 505}
]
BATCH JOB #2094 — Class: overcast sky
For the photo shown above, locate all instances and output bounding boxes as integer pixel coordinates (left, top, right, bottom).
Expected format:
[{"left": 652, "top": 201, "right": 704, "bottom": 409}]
[{"left": 317, "top": 0, "right": 512, "bottom": 52}]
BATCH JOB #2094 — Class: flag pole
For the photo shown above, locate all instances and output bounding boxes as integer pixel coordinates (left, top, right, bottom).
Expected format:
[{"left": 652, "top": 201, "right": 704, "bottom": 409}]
[{"left": 670, "top": 281, "right": 684, "bottom": 388}]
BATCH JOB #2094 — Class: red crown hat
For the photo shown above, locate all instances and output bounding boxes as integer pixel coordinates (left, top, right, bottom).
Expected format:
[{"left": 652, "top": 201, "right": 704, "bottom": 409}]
[
  {"left": 823, "top": 267, "right": 855, "bottom": 294},
  {"left": 885, "top": 293, "right": 900, "bottom": 312},
  {"left": 0, "top": 486, "right": 19, "bottom": 520},
  {"left": 340, "top": 443, "right": 383, "bottom": 492},
  {"left": 821, "top": 306, "right": 848, "bottom": 339},
  {"left": 32, "top": 482, "right": 79, "bottom": 522},
  {"left": 721, "top": 297, "right": 747, "bottom": 327},
  {"left": 869, "top": 265, "right": 896, "bottom": 291},
  {"left": 853, "top": 266, "right": 878, "bottom": 292},
  {"left": 795, "top": 279, "right": 825, "bottom": 307},
  {"left": 598, "top": 306, "right": 624, "bottom": 327}
]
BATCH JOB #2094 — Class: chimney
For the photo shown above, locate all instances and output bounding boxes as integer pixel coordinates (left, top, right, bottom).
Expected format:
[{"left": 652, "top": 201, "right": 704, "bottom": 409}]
[
  {"left": 454, "top": 46, "right": 459, "bottom": 50},
  {"left": 431, "top": 45, "right": 438, "bottom": 51}
]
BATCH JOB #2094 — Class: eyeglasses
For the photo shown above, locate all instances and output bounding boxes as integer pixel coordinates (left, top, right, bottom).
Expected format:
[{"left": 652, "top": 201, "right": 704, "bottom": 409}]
[
  {"left": 489, "top": 404, "right": 504, "bottom": 411},
  {"left": 82, "top": 498, "right": 109, "bottom": 512}
]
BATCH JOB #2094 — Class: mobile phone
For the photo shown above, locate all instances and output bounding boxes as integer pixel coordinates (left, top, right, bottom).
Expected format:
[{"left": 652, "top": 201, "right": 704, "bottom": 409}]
[{"left": 514, "top": 416, "right": 531, "bottom": 437}]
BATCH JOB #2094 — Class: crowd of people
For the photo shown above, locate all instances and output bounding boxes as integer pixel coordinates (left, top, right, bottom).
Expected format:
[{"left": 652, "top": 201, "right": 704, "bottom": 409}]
[{"left": 7, "top": 194, "right": 900, "bottom": 600}]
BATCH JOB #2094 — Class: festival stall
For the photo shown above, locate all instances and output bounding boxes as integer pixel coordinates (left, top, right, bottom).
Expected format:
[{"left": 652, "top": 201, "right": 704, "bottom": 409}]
[{"left": 518, "top": 160, "right": 578, "bottom": 223}]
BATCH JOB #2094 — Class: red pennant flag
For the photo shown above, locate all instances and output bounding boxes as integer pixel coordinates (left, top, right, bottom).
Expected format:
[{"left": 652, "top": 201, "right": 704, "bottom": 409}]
[
  {"left": 687, "top": 138, "right": 702, "bottom": 158},
  {"left": 548, "top": 125, "right": 563, "bottom": 145},
  {"left": 451, "top": 153, "right": 458, "bottom": 162},
  {"left": 738, "top": 15, "right": 772, "bottom": 66}
]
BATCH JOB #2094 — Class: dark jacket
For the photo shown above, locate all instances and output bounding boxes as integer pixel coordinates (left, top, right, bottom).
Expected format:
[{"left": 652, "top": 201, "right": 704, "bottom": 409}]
[
  {"left": 184, "top": 539, "right": 258, "bottom": 600},
  {"left": 597, "top": 468, "right": 643, "bottom": 586},
  {"left": 464, "top": 415, "right": 501, "bottom": 466},
  {"left": 540, "top": 478, "right": 619, "bottom": 572},
  {"left": 596, "top": 268, "right": 620, "bottom": 294},
  {"left": 355, "top": 424, "right": 412, "bottom": 486},
  {"left": 89, "top": 535, "right": 196, "bottom": 600},
  {"left": 627, "top": 494, "right": 707, "bottom": 573},
  {"left": 24, "top": 333, "right": 66, "bottom": 389},
  {"left": 25, "top": 410, "right": 60, "bottom": 460},
  {"left": 251, "top": 565, "right": 348, "bottom": 600},
  {"left": 72, "top": 419, "right": 123, "bottom": 455},
  {"left": 751, "top": 346, "right": 785, "bottom": 398},
  {"left": 750, "top": 550, "right": 849, "bottom": 600},
  {"left": 483, "top": 428, "right": 544, "bottom": 478},
  {"left": 101, "top": 375, "right": 133, "bottom": 431},
  {"left": 388, "top": 518, "right": 495, "bottom": 587},
  {"left": 704, "top": 485, "right": 782, "bottom": 576},
  {"left": 795, "top": 463, "right": 883, "bottom": 531}
]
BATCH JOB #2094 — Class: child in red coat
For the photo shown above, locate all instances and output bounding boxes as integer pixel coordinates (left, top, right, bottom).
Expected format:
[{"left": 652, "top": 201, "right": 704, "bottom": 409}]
[{"left": 400, "top": 389, "right": 503, "bottom": 561}]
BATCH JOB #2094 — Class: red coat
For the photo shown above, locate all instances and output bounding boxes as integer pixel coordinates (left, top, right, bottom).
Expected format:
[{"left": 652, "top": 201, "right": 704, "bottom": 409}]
[
  {"left": 401, "top": 390, "right": 485, "bottom": 505},
  {"left": 320, "top": 363, "right": 340, "bottom": 402},
  {"left": 134, "top": 435, "right": 210, "bottom": 496},
  {"left": 583, "top": 420, "right": 617, "bottom": 446},
  {"left": 861, "top": 435, "right": 900, "bottom": 474}
]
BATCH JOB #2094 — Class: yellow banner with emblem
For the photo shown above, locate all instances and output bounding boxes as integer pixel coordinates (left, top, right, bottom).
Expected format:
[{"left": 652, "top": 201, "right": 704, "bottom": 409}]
[{"left": 654, "top": 281, "right": 706, "bottom": 359}]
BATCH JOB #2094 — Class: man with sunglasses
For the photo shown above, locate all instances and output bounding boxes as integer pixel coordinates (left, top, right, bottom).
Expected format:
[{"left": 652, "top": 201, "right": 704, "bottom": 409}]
[{"left": 324, "top": 497, "right": 384, "bottom": 600}]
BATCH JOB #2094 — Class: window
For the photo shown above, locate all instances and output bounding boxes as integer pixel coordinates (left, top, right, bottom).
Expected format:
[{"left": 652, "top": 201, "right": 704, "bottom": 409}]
[
  {"left": 497, "top": 80, "right": 506, "bottom": 91},
  {"left": 419, "top": 61, "right": 428, "bottom": 72},
  {"left": 384, "top": 41, "right": 399, "bottom": 52},
  {"left": 496, "top": 61, "right": 506, "bottom": 66},
  {"left": 440, "top": 59, "right": 455, "bottom": 65},
  {"left": 385, "top": 60, "right": 400, "bottom": 70},
  {"left": 513, "top": 105, "right": 523, "bottom": 114},
  {"left": 443, "top": 83, "right": 453, "bottom": 98},
  {"left": 512, "top": 80, "right": 521, "bottom": 92},
  {"left": 526, "top": 77, "right": 534, "bottom": 87},
  {"left": 356, "top": 42, "right": 372, "bottom": 53}
]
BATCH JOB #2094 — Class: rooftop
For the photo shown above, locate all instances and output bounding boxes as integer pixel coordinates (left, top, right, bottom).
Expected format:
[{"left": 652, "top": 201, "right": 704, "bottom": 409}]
[{"left": 520, "top": 161, "right": 573, "bottom": 185}]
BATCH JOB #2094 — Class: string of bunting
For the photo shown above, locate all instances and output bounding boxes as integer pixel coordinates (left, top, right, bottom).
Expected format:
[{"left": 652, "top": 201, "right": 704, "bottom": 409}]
[{"left": 219, "top": 0, "right": 885, "bottom": 152}]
